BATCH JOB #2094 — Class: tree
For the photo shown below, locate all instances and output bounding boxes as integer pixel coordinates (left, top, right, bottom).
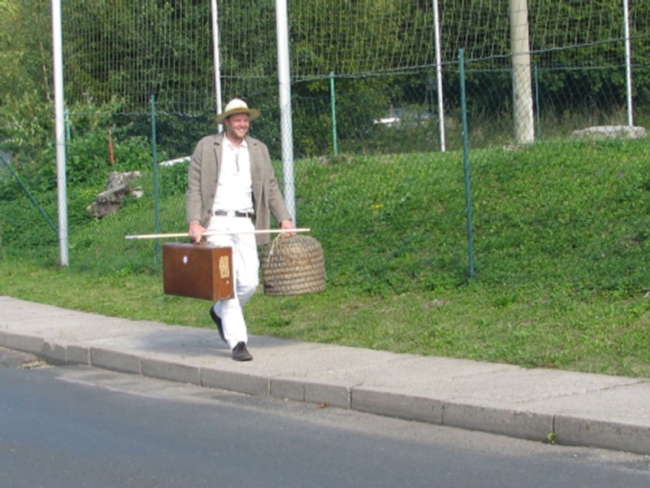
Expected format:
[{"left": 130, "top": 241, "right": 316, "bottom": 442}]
[{"left": 0, "top": 0, "right": 53, "bottom": 106}]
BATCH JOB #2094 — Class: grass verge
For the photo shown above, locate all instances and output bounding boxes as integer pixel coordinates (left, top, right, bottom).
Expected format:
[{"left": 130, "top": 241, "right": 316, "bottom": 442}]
[{"left": 1, "top": 258, "right": 649, "bottom": 378}]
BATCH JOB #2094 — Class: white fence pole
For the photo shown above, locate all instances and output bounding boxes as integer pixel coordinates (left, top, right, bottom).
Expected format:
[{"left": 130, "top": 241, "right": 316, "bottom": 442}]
[
  {"left": 51, "top": 0, "right": 68, "bottom": 266},
  {"left": 433, "top": 0, "right": 446, "bottom": 152},
  {"left": 211, "top": 0, "right": 223, "bottom": 130},
  {"left": 276, "top": 0, "right": 296, "bottom": 222},
  {"left": 623, "top": 0, "right": 634, "bottom": 126}
]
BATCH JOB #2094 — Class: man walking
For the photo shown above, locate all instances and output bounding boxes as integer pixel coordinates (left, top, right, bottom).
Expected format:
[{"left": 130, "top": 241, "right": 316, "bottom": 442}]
[{"left": 186, "top": 98, "right": 295, "bottom": 361}]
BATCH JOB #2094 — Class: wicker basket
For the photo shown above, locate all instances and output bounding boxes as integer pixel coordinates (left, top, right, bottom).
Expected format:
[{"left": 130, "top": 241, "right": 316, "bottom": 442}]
[{"left": 261, "top": 235, "right": 326, "bottom": 296}]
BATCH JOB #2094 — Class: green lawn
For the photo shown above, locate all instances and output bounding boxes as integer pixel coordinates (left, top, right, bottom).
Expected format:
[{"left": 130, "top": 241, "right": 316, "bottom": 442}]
[{"left": 2, "top": 138, "right": 650, "bottom": 378}]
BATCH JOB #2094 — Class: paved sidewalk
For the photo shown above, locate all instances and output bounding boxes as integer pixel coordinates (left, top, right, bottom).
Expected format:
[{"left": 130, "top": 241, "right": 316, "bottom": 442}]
[{"left": 1, "top": 295, "right": 650, "bottom": 455}]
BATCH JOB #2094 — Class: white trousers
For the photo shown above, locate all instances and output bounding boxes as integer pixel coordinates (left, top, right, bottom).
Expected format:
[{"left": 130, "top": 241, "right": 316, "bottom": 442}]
[{"left": 206, "top": 215, "right": 259, "bottom": 349}]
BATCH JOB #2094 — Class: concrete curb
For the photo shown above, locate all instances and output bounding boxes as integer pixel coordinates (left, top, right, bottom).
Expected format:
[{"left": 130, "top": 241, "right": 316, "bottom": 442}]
[{"left": 2, "top": 326, "right": 650, "bottom": 456}]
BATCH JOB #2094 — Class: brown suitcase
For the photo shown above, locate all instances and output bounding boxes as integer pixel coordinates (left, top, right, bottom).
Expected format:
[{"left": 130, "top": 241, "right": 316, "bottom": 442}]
[{"left": 162, "top": 243, "right": 234, "bottom": 301}]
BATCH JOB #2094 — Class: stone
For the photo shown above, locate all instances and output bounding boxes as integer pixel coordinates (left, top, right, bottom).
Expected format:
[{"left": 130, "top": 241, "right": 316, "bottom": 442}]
[
  {"left": 87, "top": 171, "right": 142, "bottom": 218},
  {"left": 570, "top": 125, "right": 647, "bottom": 141}
]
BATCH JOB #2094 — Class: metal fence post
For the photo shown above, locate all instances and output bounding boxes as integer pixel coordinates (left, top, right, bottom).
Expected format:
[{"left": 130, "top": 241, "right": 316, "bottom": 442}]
[
  {"left": 52, "top": 0, "right": 68, "bottom": 266},
  {"left": 534, "top": 64, "right": 541, "bottom": 140},
  {"left": 459, "top": 49, "right": 475, "bottom": 279},
  {"left": 330, "top": 71, "right": 338, "bottom": 157},
  {"left": 150, "top": 94, "right": 161, "bottom": 264}
]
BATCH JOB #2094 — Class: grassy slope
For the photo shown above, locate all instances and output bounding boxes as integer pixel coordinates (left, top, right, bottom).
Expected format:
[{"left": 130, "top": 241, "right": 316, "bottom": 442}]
[{"left": 1, "top": 138, "right": 650, "bottom": 377}]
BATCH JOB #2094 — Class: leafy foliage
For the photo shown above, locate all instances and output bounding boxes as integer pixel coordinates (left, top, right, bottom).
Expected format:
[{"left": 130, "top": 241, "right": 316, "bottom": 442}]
[
  {"left": 0, "top": 0, "right": 52, "bottom": 104},
  {"left": 1, "top": 98, "right": 157, "bottom": 196},
  {"left": 4, "top": 0, "right": 648, "bottom": 115},
  {"left": 0, "top": 98, "right": 163, "bottom": 255}
]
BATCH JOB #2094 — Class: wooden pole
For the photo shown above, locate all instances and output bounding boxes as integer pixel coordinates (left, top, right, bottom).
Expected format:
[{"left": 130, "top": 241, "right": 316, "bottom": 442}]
[{"left": 125, "top": 228, "right": 311, "bottom": 241}]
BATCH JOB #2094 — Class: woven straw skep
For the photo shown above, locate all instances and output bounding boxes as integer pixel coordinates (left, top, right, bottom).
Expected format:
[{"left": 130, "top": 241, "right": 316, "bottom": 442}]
[{"left": 261, "top": 235, "right": 326, "bottom": 296}]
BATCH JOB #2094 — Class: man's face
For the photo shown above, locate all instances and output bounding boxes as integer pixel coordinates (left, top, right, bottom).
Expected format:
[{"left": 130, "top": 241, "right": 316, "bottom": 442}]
[{"left": 225, "top": 113, "right": 250, "bottom": 141}]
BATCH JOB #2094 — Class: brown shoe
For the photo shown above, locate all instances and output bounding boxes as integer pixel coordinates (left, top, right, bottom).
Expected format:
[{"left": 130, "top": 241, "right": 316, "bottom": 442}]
[{"left": 231, "top": 342, "right": 253, "bottom": 362}]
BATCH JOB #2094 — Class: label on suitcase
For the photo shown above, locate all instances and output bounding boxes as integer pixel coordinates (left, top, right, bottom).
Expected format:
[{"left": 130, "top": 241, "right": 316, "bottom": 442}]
[{"left": 162, "top": 243, "right": 234, "bottom": 301}]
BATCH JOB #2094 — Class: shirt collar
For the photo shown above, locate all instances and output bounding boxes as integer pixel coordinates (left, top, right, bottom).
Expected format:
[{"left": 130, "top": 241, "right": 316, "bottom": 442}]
[{"left": 224, "top": 136, "right": 248, "bottom": 150}]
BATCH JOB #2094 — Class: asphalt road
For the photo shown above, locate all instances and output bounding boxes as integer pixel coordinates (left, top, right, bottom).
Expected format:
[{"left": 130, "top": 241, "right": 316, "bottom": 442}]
[{"left": 1, "top": 348, "right": 649, "bottom": 488}]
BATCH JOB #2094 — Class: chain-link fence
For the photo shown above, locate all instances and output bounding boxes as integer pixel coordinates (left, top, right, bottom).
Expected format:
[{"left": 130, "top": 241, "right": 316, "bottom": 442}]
[{"left": 1, "top": 38, "right": 649, "bottom": 292}]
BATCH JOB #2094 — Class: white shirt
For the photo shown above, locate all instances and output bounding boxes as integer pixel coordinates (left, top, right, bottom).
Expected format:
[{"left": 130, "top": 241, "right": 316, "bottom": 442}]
[{"left": 212, "top": 137, "right": 254, "bottom": 213}]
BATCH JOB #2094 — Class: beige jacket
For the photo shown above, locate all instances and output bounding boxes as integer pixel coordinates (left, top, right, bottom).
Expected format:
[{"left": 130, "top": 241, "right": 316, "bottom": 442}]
[{"left": 186, "top": 133, "right": 292, "bottom": 246}]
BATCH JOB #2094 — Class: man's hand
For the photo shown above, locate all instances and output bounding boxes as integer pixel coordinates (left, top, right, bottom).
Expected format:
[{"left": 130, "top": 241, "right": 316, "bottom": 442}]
[
  {"left": 281, "top": 219, "right": 296, "bottom": 237},
  {"left": 188, "top": 222, "right": 206, "bottom": 243}
]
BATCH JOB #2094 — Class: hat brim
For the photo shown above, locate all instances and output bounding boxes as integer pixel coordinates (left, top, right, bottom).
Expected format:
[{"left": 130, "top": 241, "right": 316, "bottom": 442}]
[{"left": 215, "top": 108, "right": 261, "bottom": 125}]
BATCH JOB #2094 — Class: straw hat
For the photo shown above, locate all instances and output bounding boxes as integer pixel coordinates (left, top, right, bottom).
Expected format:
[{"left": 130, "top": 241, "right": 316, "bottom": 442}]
[{"left": 215, "top": 98, "right": 261, "bottom": 125}]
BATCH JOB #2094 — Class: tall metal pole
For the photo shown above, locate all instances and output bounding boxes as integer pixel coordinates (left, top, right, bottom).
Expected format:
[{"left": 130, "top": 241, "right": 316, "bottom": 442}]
[
  {"left": 623, "top": 0, "right": 634, "bottom": 126},
  {"left": 211, "top": 0, "right": 224, "bottom": 131},
  {"left": 276, "top": 0, "right": 296, "bottom": 221},
  {"left": 433, "top": 0, "right": 446, "bottom": 152},
  {"left": 509, "top": 0, "right": 534, "bottom": 144},
  {"left": 51, "top": 0, "right": 68, "bottom": 266}
]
